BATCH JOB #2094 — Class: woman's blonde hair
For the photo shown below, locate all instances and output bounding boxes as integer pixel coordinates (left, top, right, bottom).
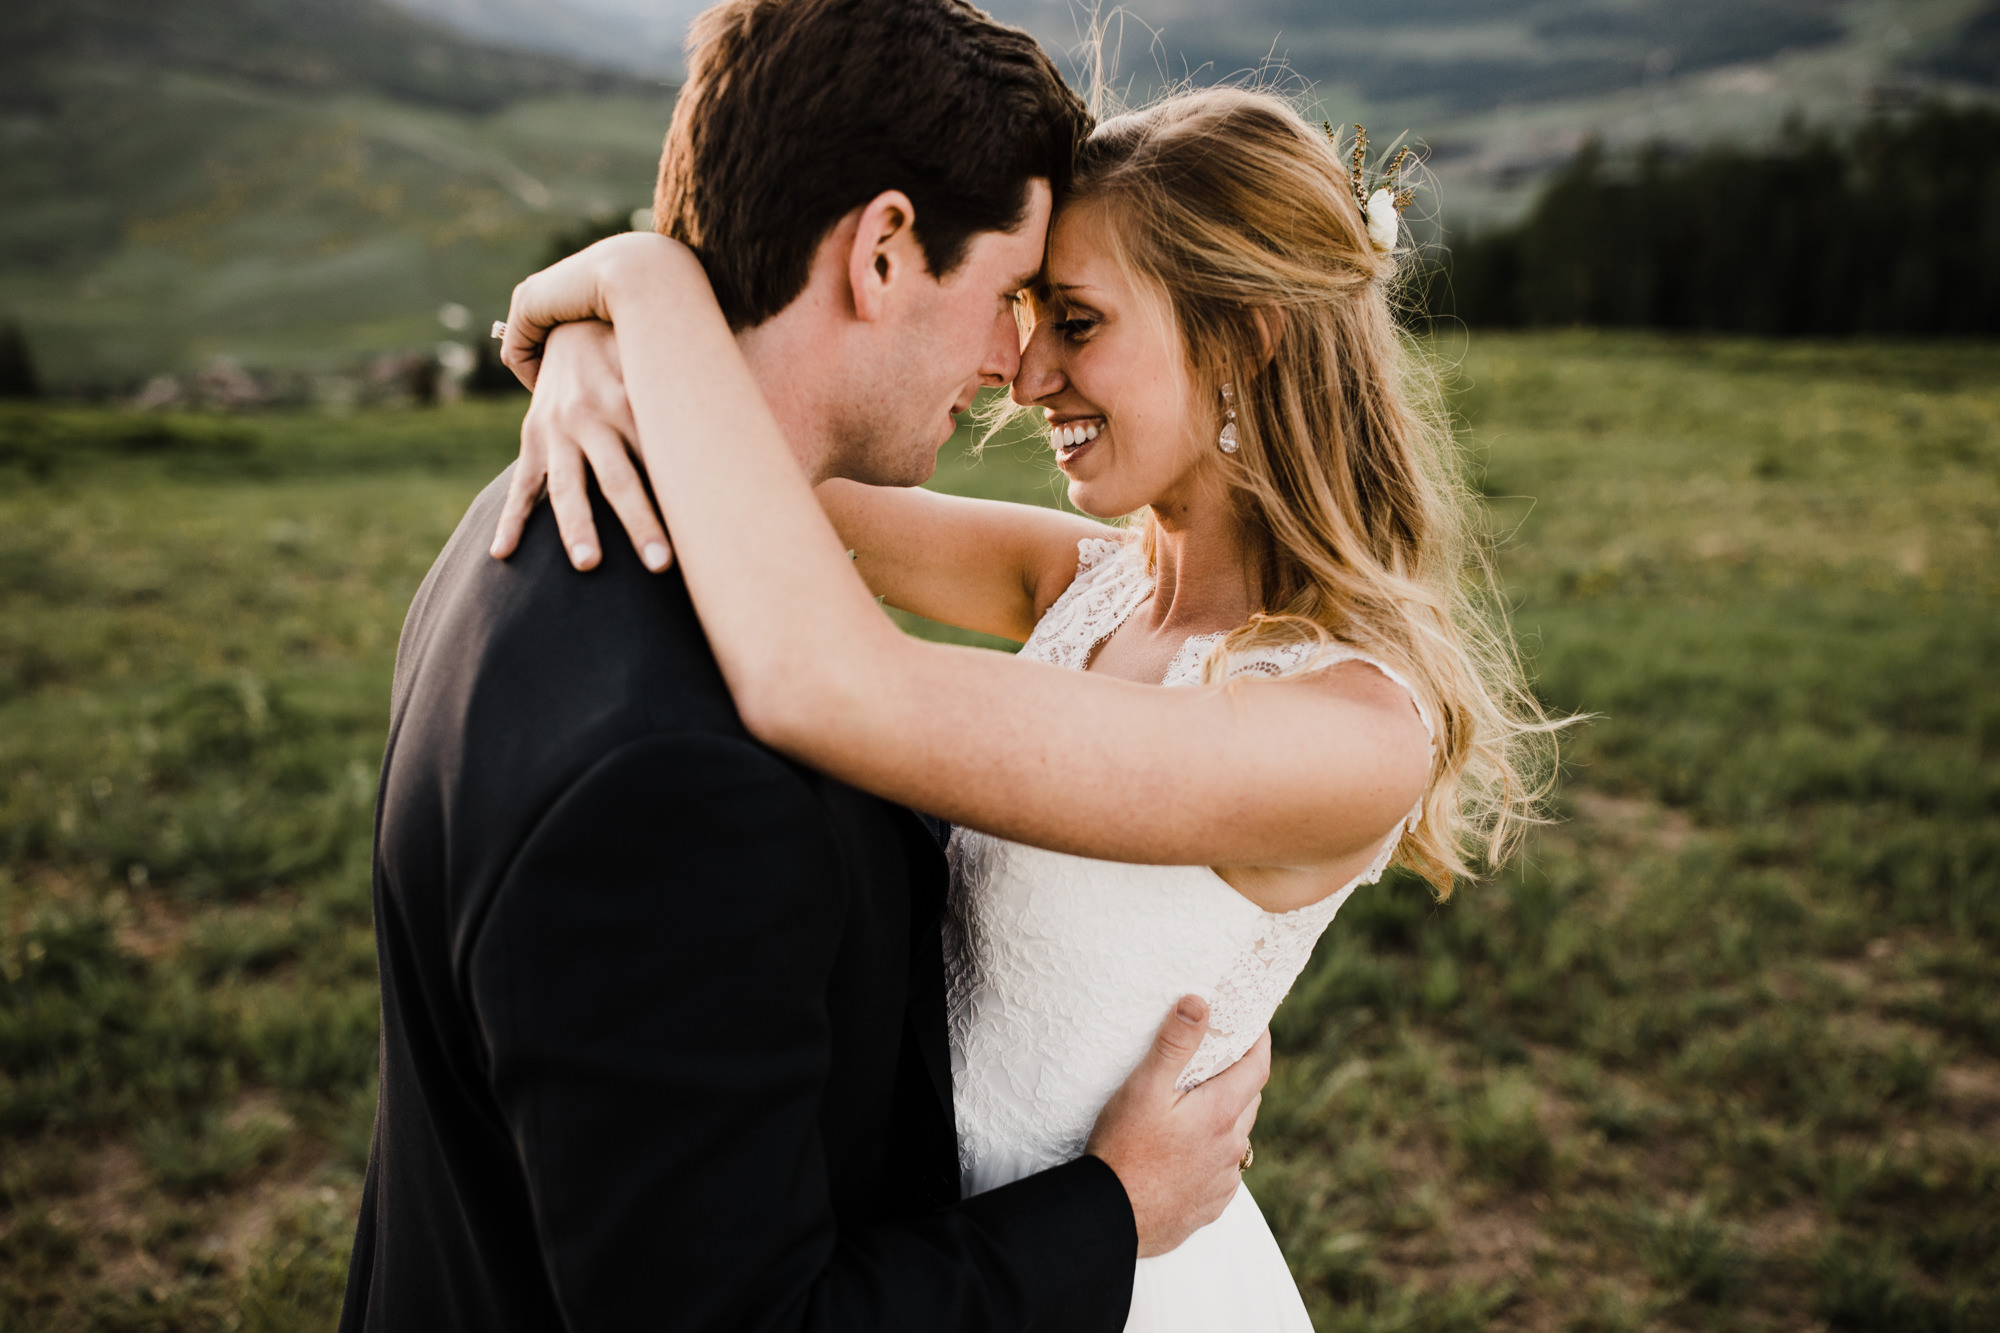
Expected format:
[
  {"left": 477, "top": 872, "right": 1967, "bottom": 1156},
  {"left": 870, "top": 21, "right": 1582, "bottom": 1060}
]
[{"left": 1059, "top": 87, "right": 1567, "bottom": 893}]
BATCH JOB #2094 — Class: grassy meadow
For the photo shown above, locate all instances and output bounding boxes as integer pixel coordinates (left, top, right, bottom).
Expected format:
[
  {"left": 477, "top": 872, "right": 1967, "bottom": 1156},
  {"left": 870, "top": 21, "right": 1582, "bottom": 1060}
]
[{"left": 1, "top": 333, "right": 1996, "bottom": 1331}]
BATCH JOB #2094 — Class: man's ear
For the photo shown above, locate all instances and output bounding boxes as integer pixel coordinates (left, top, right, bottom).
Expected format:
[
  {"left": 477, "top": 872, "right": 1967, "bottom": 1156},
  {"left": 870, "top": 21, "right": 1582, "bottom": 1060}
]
[{"left": 847, "top": 190, "right": 921, "bottom": 323}]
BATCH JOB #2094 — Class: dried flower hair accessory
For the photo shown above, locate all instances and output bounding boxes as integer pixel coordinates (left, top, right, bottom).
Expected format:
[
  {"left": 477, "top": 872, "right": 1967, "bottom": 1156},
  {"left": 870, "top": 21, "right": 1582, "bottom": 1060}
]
[
  {"left": 1365, "top": 190, "right": 1401, "bottom": 253},
  {"left": 1328, "top": 122, "right": 1417, "bottom": 254}
]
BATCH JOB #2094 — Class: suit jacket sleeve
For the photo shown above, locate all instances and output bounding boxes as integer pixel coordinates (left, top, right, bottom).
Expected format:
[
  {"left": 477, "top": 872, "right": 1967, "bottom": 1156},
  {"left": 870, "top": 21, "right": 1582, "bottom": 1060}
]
[{"left": 465, "top": 731, "right": 1137, "bottom": 1333}]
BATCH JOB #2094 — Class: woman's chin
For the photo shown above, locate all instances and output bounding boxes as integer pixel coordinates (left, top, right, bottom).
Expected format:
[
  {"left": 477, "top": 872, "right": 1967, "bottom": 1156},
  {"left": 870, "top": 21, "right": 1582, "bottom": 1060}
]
[{"left": 1063, "top": 478, "right": 1126, "bottom": 520}]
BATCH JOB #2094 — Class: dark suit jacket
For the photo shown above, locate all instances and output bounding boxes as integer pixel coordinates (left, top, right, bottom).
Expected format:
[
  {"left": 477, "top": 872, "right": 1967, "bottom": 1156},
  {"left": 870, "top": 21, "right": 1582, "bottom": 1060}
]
[{"left": 339, "top": 470, "right": 1137, "bottom": 1332}]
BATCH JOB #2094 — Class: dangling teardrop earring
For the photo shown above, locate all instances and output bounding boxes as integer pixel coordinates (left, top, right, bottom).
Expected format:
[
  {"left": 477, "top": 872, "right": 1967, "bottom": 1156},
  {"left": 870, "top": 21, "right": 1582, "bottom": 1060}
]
[{"left": 1219, "top": 382, "right": 1239, "bottom": 454}]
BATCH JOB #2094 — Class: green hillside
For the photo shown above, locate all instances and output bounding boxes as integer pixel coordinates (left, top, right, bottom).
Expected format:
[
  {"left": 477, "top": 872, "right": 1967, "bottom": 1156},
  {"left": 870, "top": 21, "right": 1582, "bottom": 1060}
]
[
  {"left": 8, "top": 0, "right": 2000, "bottom": 390},
  {"left": 10, "top": 0, "right": 652, "bottom": 111},
  {"left": 1, "top": 0, "right": 675, "bottom": 389}
]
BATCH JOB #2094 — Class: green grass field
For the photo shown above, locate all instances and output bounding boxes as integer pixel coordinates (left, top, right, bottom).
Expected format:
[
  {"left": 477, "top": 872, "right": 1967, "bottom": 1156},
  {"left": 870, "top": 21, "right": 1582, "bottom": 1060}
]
[{"left": 1, "top": 332, "right": 1995, "bottom": 1331}]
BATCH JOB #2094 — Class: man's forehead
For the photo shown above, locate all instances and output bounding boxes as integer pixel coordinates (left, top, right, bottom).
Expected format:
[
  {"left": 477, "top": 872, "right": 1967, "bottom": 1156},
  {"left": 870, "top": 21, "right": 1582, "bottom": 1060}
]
[
  {"left": 982, "top": 229, "right": 1046, "bottom": 294},
  {"left": 1002, "top": 178, "right": 1054, "bottom": 286},
  {"left": 955, "top": 178, "right": 1049, "bottom": 289}
]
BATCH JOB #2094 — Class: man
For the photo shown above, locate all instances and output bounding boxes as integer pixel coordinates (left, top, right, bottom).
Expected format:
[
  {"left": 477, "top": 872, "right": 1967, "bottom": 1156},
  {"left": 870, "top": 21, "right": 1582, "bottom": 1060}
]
[{"left": 339, "top": 1, "right": 1266, "bottom": 1330}]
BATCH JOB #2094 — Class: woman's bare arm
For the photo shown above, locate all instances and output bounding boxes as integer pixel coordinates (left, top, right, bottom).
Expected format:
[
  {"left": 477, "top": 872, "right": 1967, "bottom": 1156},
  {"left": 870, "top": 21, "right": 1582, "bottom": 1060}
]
[
  {"left": 503, "top": 236, "right": 1431, "bottom": 891},
  {"left": 818, "top": 481, "right": 1104, "bottom": 640}
]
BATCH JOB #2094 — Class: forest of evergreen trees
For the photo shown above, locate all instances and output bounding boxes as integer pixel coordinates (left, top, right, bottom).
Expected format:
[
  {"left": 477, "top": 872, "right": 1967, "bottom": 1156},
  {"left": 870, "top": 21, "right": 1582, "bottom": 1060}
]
[{"left": 1437, "top": 103, "right": 2000, "bottom": 335}]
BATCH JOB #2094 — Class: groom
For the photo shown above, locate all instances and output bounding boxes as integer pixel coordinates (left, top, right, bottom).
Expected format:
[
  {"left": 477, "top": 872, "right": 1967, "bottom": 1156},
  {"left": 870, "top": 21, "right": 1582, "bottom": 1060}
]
[{"left": 339, "top": 1, "right": 1267, "bottom": 1330}]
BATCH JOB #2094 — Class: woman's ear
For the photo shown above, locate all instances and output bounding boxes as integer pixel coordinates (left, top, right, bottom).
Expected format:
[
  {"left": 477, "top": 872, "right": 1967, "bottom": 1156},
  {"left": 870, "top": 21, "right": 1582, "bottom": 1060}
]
[
  {"left": 1251, "top": 307, "right": 1282, "bottom": 364},
  {"left": 847, "top": 190, "right": 920, "bottom": 323}
]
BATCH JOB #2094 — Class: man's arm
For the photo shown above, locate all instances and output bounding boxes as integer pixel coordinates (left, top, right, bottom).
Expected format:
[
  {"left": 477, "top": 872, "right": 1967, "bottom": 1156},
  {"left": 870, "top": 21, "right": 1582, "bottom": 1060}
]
[{"left": 467, "top": 730, "right": 1138, "bottom": 1332}]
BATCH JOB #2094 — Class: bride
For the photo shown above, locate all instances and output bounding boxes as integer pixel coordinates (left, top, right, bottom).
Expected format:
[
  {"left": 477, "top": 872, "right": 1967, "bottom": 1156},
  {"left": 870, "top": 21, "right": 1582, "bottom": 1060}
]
[{"left": 492, "top": 87, "right": 1555, "bottom": 1329}]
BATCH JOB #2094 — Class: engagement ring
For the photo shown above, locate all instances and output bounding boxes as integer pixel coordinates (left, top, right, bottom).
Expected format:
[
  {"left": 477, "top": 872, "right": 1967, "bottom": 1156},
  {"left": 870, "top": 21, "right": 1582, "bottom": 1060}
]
[
  {"left": 1239, "top": 1144, "right": 1254, "bottom": 1171},
  {"left": 490, "top": 321, "right": 508, "bottom": 340}
]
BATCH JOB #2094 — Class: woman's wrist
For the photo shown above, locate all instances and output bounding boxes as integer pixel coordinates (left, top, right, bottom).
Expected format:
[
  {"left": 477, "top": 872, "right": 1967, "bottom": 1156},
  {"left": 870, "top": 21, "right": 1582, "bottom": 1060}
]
[{"left": 598, "top": 232, "right": 711, "bottom": 327}]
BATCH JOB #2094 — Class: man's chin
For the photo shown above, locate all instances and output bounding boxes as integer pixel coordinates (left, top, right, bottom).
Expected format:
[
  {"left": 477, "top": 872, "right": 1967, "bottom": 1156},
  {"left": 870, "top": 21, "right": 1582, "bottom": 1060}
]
[
  {"left": 844, "top": 452, "right": 938, "bottom": 490},
  {"left": 894, "top": 456, "right": 940, "bottom": 488}
]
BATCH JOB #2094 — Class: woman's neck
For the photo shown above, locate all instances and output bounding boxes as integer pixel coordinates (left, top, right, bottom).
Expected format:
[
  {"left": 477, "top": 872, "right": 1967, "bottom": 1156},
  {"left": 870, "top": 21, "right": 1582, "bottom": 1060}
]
[{"left": 1138, "top": 480, "right": 1260, "bottom": 638}]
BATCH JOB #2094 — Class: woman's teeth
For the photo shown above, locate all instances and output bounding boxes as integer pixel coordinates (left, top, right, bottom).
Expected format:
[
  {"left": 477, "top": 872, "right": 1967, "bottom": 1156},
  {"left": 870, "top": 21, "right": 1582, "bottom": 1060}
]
[{"left": 1052, "top": 421, "right": 1102, "bottom": 451}]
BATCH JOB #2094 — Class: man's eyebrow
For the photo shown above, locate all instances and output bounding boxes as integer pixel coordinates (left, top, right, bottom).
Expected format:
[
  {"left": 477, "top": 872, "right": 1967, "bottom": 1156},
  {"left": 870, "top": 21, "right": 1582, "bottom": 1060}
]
[{"left": 1010, "top": 267, "right": 1043, "bottom": 292}]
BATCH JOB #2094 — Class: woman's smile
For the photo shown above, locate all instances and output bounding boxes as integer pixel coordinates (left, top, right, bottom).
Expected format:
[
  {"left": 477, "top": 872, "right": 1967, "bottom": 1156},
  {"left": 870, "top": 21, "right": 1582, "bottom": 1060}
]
[{"left": 1048, "top": 412, "right": 1105, "bottom": 465}]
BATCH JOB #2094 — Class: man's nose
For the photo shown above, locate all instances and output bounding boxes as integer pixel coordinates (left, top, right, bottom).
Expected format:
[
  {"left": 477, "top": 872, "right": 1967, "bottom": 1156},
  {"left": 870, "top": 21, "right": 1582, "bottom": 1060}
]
[{"left": 979, "top": 308, "right": 1022, "bottom": 389}]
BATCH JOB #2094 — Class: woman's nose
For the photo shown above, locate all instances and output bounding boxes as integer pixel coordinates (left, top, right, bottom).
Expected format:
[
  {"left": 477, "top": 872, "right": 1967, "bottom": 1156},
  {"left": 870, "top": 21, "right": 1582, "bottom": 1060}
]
[{"left": 1011, "top": 321, "right": 1065, "bottom": 406}]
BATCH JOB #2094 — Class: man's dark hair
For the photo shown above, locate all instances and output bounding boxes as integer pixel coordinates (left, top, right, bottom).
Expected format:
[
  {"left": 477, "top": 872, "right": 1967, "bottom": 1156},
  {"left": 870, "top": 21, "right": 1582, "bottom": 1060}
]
[{"left": 655, "top": 0, "right": 1091, "bottom": 329}]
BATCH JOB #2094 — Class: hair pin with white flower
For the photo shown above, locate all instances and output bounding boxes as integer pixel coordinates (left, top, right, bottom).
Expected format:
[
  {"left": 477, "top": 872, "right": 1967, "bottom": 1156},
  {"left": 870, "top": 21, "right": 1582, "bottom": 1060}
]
[{"left": 1327, "top": 122, "right": 1418, "bottom": 254}]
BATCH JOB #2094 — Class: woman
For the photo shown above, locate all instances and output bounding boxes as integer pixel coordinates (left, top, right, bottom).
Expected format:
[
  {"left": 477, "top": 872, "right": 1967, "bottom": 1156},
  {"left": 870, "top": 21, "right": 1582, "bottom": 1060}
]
[{"left": 493, "top": 88, "right": 1556, "bottom": 1327}]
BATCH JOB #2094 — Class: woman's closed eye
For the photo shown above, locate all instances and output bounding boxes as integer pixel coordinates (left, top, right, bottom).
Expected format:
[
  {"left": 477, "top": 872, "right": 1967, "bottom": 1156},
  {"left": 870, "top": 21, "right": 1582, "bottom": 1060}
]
[{"left": 1052, "top": 315, "right": 1099, "bottom": 342}]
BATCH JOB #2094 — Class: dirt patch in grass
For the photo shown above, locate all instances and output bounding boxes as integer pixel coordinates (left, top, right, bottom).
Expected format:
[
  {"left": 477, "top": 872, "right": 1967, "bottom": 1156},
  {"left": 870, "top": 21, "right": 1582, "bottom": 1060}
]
[
  {"left": 4, "top": 1116, "right": 353, "bottom": 1314},
  {"left": 1937, "top": 1060, "right": 2000, "bottom": 1126},
  {"left": 113, "top": 888, "right": 194, "bottom": 964},
  {"left": 1570, "top": 789, "right": 1695, "bottom": 856}
]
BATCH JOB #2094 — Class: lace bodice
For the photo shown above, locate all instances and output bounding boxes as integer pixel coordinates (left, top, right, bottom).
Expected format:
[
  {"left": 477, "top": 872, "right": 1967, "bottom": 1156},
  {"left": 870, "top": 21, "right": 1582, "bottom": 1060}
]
[{"left": 945, "top": 536, "right": 1432, "bottom": 1193}]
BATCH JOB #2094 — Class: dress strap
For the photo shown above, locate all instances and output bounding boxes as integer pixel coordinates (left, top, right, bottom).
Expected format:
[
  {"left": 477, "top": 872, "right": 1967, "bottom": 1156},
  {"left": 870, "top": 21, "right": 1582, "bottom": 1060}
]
[{"left": 1019, "top": 535, "right": 1150, "bottom": 672}]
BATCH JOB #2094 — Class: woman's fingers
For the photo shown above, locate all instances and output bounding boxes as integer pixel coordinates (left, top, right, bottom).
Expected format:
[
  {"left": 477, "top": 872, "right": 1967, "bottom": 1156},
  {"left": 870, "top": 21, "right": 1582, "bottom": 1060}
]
[
  {"left": 579, "top": 432, "right": 674, "bottom": 573},
  {"left": 491, "top": 317, "right": 662, "bottom": 570},
  {"left": 545, "top": 422, "right": 606, "bottom": 570},
  {"left": 489, "top": 462, "right": 546, "bottom": 560},
  {"left": 490, "top": 428, "right": 551, "bottom": 559}
]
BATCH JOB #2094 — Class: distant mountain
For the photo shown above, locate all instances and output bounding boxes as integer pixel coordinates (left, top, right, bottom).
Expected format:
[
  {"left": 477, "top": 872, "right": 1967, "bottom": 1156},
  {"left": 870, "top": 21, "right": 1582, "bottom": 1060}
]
[
  {"left": 375, "top": 0, "right": 1982, "bottom": 113},
  {"left": 1, "top": 0, "right": 675, "bottom": 387},
  {"left": 9, "top": 0, "right": 658, "bottom": 111},
  {"left": 999, "top": 0, "right": 1849, "bottom": 112},
  {"left": 1914, "top": 1, "right": 2000, "bottom": 85},
  {"left": 385, "top": 0, "right": 713, "bottom": 76},
  {"left": 374, "top": 0, "right": 2000, "bottom": 224}
]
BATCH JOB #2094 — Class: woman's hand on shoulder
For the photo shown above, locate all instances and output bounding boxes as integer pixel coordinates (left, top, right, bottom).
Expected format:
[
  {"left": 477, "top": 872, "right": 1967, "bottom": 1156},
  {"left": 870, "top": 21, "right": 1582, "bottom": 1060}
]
[
  {"left": 490, "top": 320, "right": 675, "bottom": 574},
  {"left": 489, "top": 233, "right": 718, "bottom": 573}
]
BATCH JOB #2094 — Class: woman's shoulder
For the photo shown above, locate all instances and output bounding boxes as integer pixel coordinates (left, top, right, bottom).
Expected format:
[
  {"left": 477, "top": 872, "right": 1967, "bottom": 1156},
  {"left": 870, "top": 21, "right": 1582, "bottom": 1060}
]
[{"left": 1220, "top": 637, "right": 1437, "bottom": 748}]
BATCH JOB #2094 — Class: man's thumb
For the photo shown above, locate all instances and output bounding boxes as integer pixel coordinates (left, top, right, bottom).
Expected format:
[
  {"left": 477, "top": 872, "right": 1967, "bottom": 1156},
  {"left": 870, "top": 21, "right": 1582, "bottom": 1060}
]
[{"left": 1142, "top": 995, "right": 1209, "bottom": 1088}]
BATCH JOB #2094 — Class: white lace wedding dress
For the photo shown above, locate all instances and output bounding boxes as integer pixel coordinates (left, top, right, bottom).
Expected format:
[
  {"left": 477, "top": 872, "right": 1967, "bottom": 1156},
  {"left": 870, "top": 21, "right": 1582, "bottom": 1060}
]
[{"left": 945, "top": 537, "right": 1434, "bottom": 1332}]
